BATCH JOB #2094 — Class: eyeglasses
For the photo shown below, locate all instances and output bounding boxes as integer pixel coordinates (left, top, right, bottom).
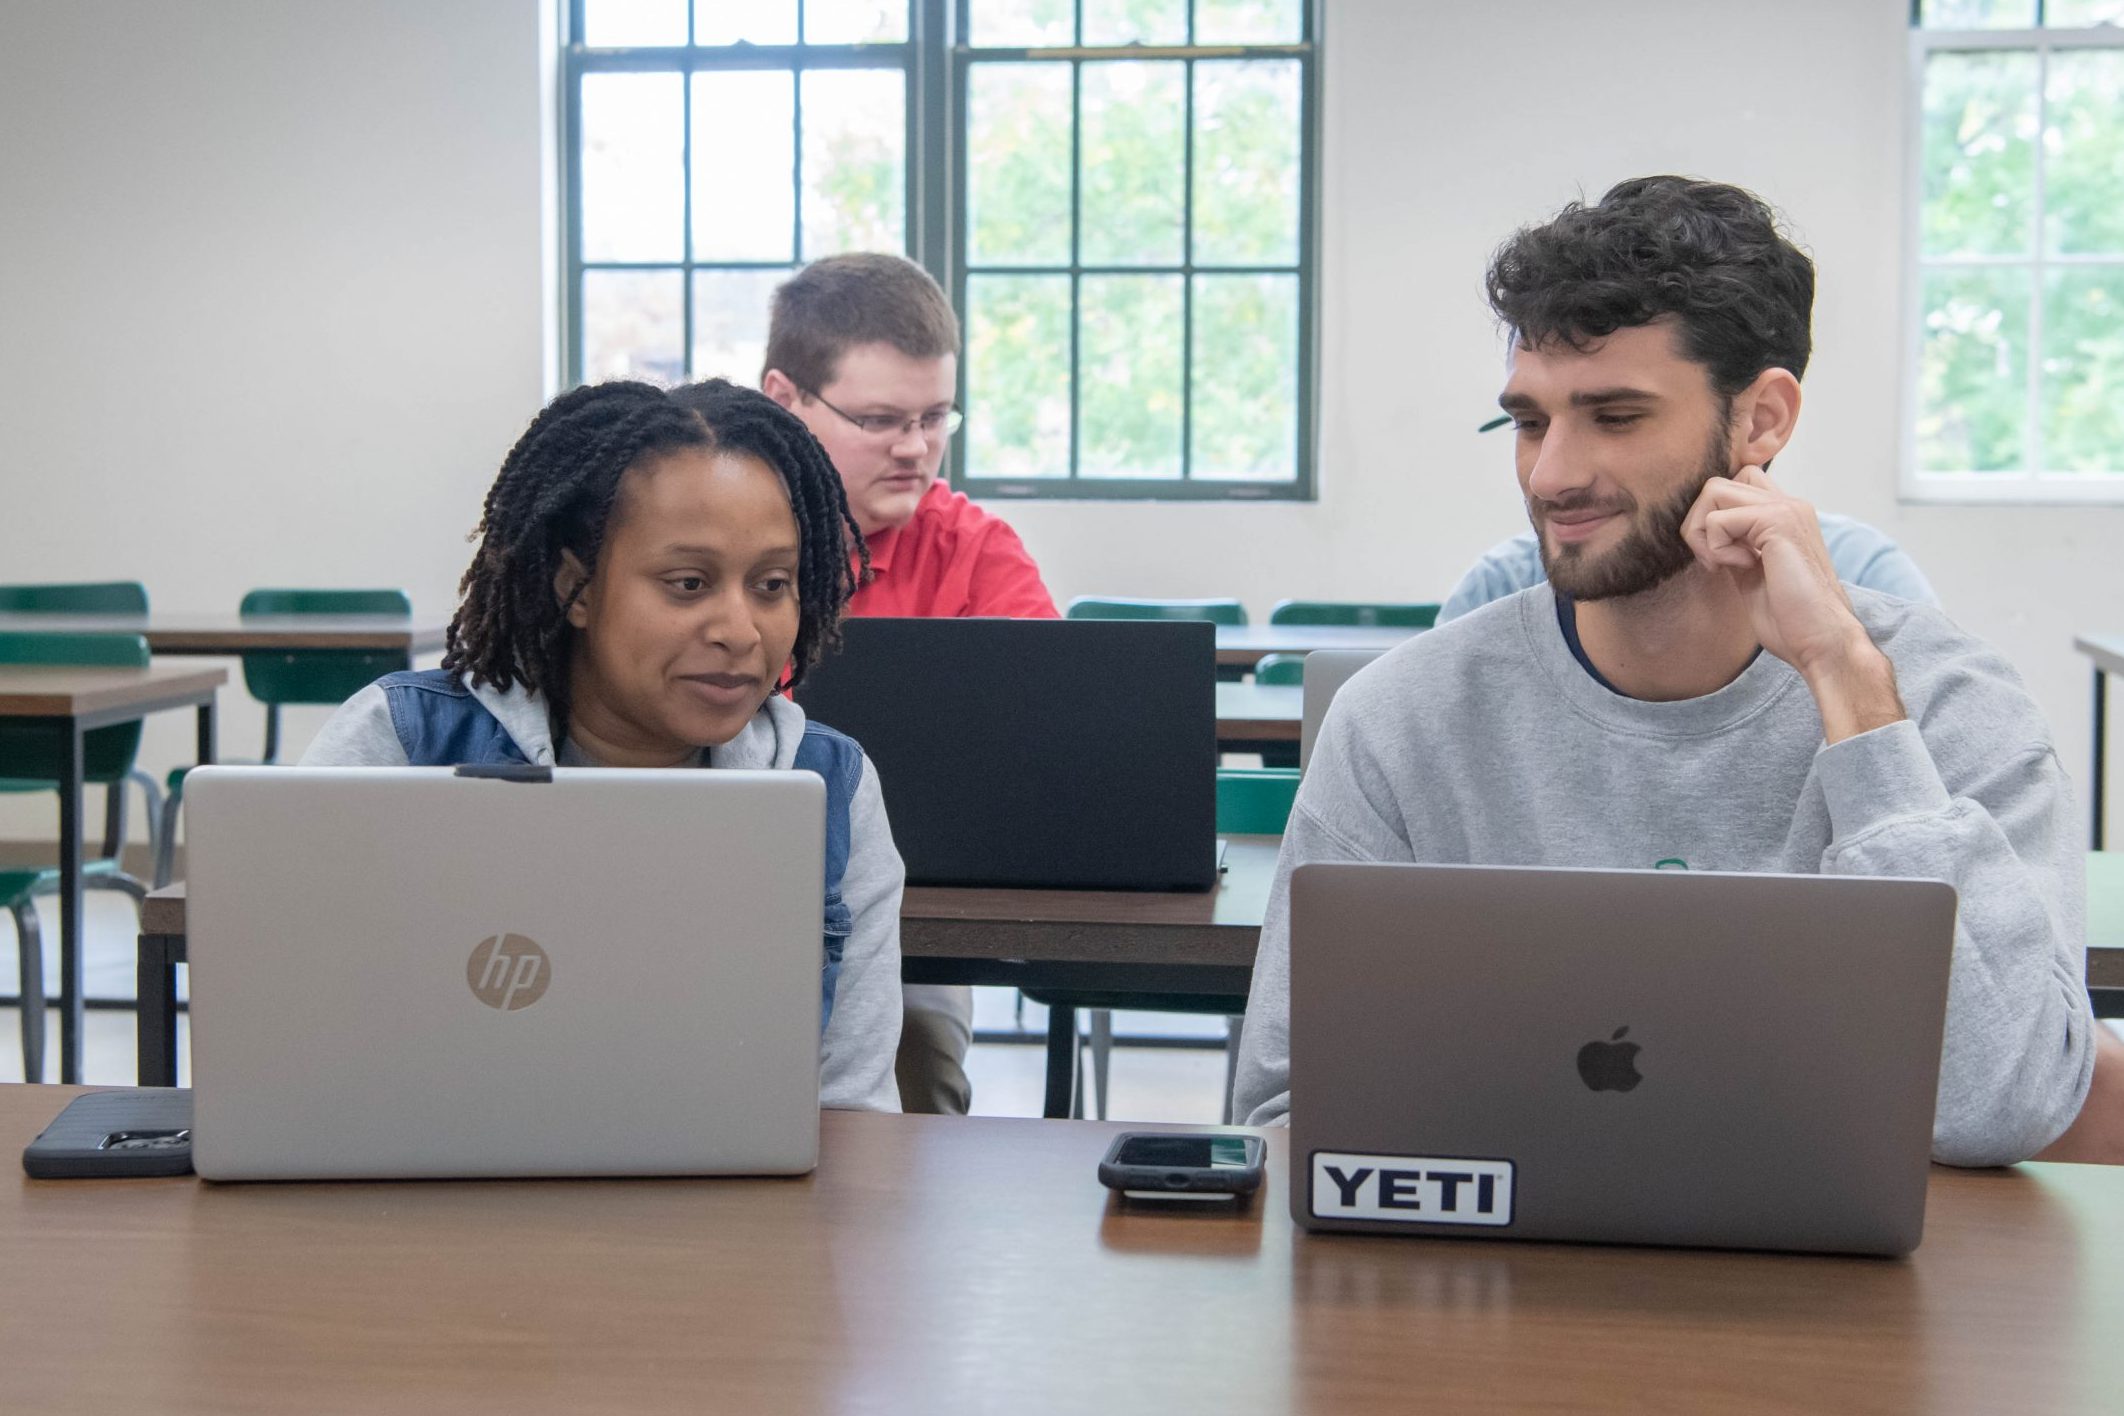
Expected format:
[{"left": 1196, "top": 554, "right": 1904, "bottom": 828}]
[{"left": 806, "top": 389, "right": 965, "bottom": 442}]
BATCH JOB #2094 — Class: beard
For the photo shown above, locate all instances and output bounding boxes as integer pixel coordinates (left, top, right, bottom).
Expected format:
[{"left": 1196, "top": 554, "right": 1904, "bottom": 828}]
[{"left": 1530, "top": 422, "right": 1731, "bottom": 602}]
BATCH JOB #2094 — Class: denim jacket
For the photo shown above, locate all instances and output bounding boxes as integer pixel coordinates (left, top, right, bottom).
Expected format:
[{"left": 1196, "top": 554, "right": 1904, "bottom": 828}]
[{"left": 373, "top": 669, "right": 860, "bottom": 1030}]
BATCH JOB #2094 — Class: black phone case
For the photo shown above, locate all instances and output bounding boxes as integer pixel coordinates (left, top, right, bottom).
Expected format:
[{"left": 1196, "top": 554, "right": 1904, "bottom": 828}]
[
  {"left": 1097, "top": 1133, "right": 1265, "bottom": 1196},
  {"left": 22, "top": 1088, "right": 195, "bottom": 1179}
]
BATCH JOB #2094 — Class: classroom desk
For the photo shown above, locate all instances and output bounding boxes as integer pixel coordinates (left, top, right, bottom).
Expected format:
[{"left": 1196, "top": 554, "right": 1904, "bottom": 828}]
[
  {"left": 132, "top": 839, "right": 1283, "bottom": 1105},
  {"left": 0, "top": 611, "right": 448, "bottom": 657},
  {"left": 2076, "top": 634, "right": 2124, "bottom": 849},
  {"left": 1216, "top": 680, "right": 1302, "bottom": 747},
  {"left": 8, "top": 1084, "right": 2124, "bottom": 1414},
  {"left": 0, "top": 664, "right": 223, "bottom": 1085},
  {"left": 1214, "top": 623, "right": 1418, "bottom": 669}
]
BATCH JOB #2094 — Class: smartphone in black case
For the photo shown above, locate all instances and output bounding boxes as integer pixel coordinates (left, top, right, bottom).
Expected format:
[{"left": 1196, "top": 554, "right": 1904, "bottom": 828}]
[
  {"left": 22, "top": 1088, "right": 194, "bottom": 1178},
  {"left": 1098, "top": 1132, "right": 1265, "bottom": 1201}
]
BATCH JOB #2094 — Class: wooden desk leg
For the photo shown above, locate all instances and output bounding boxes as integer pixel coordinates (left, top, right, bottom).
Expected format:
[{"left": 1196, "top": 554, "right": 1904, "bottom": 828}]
[
  {"left": 1044, "top": 1005, "right": 1079, "bottom": 1119},
  {"left": 2096, "top": 667, "right": 2108, "bottom": 852},
  {"left": 57, "top": 721, "right": 86, "bottom": 1086},
  {"left": 136, "top": 932, "right": 181, "bottom": 1088}
]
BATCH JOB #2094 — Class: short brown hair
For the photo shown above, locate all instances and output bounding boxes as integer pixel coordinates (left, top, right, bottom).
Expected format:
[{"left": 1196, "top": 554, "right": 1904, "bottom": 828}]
[{"left": 763, "top": 252, "right": 960, "bottom": 392}]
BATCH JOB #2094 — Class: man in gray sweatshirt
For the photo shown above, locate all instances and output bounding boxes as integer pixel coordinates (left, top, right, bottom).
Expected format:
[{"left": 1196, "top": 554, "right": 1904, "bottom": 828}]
[{"left": 1231, "top": 177, "right": 2098, "bottom": 1166}]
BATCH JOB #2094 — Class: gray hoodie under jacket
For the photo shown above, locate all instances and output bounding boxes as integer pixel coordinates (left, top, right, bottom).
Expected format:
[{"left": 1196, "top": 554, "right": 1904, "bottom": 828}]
[
  {"left": 302, "top": 681, "right": 905, "bottom": 1113},
  {"left": 1232, "top": 585, "right": 2095, "bottom": 1168}
]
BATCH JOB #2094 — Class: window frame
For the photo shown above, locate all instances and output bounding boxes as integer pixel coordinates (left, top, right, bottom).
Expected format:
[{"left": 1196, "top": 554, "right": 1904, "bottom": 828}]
[
  {"left": 1901, "top": 7, "right": 2124, "bottom": 504},
  {"left": 560, "top": 0, "right": 1321, "bottom": 504}
]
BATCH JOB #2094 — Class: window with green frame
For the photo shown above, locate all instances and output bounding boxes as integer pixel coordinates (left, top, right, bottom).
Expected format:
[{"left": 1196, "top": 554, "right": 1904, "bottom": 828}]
[
  {"left": 563, "top": 0, "right": 1320, "bottom": 502},
  {"left": 1908, "top": 1, "right": 2124, "bottom": 500}
]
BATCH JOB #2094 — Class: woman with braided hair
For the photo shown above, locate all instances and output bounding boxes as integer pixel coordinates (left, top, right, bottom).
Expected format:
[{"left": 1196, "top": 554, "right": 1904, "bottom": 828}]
[{"left": 301, "top": 378, "right": 906, "bottom": 1111}]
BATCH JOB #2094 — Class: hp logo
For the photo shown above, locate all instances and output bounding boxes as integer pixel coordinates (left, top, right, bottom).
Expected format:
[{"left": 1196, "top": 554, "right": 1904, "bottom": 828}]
[{"left": 467, "top": 934, "right": 551, "bottom": 1011}]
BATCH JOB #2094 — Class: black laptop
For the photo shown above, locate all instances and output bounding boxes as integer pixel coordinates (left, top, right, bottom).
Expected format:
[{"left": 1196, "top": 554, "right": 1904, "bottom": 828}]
[{"left": 793, "top": 618, "right": 1217, "bottom": 890}]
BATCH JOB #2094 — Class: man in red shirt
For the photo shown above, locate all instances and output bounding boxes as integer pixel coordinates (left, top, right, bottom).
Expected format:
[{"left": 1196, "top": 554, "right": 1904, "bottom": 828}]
[{"left": 762, "top": 253, "right": 1060, "bottom": 1114}]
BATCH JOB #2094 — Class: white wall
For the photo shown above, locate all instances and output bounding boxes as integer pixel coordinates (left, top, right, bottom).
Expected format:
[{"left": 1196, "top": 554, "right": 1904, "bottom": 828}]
[{"left": 3, "top": 0, "right": 2118, "bottom": 836}]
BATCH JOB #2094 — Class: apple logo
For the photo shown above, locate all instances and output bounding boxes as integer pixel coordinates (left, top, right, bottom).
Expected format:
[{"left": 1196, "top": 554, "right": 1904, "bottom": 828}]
[{"left": 1577, "top": 1026, "right": 1644, "bottom": 1093}]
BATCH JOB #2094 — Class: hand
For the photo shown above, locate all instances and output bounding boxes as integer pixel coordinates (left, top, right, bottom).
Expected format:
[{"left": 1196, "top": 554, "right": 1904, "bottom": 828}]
[{"left": 1680, "top": 466, "right": 1904, "bottom": 742}]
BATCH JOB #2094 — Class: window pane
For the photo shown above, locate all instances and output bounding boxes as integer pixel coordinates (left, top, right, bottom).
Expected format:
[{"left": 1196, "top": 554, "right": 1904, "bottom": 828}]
[
  {"left": 1082, "top": 0, "right": 1185, "bottom": 45},
  {"left": 804, "top": 0, "right": 909, "bottom": 43},
  {"left": 695, "top": 0, "right": 796, "bottom": 45},
  {"left": 693, "top": 268, "right": 790, "bottom": 385},
  {"left": 1193, "top": 0, "right": 1302, "bottom": 43},
  {"left": 1080, "top": 276, "right": 1183, "bottom": 479},
  {"left": 1190, "top": 274, "right": 1296, "bottom": 481},
  {"left": 969, "top": 0, "right": 1074, "bottom": 46},
  {"left": 581, "top": 73, "right": 685, "bottom": 263},
  {"left": 583, "top": 269, "right": 686, "bottom": 385},
  {"left": 1919, "top": 51, "right": 2037, "bottom": 258},
  {"left": 691, "top": 71, "right": 795, "bottom": 262},
  {"left": 966, "top": 275, "right": 1072, "bottom": 479},
  {"left": 1916, "top": 268, "right": 2030, "bottom": 473},
  {"left": 2043, "top": 268, "right": 2124, "bottom": 475},
  {"left": 1917, "top": 0, "right": 2038, "bottom": 25},
  {"left": 801, "top": 70, "right": 907, "bottom": 258},
  {"left": 1080, "top": 62, "right": 1184, "bottom": 267},
  {"left": 583, "top": 0, "right": 687, "bottom": 45},
  {"left": 1192, "top": 60, "right": 1300, "bottom": 267},
  {"left": 2045, "top": 1, "right": 2124, "bottom": 24},
  {"left": 2045, "top": 50, "right": 2124, "bottom": 256},
  {"left": 968, "top": 64, "right": 1074, "bottom": 267}
]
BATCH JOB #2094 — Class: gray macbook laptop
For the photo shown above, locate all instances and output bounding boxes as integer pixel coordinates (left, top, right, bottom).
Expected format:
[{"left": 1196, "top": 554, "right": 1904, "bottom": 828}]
[
  {"left": 1288, "top": 862, "right": 1957, "bottom": 1255},
  {"left": 183, "top": 765, "right": 826, "bottom": 1181},
  {"left": 1299, "top": 650, "right": 1384, "bottom": 770}
]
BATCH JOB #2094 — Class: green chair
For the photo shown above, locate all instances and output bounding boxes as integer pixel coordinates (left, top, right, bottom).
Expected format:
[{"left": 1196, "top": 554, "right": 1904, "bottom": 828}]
[
  {"left": 1268, "top": 599, "right": 1440, "bottom": 629},
  {"left": 0, "top": 582, "right": 163, "bottom": 863},
  {"left": 155, "top": 589, "right": 413, "bottom": 886},
  {"left": 1065, "top": 596, "right": 1248, "bottom": 626},
  {"left": 0, "top": 632, "right": 158, "bottom": 1084},
  {"left": 1253, "top": 653, "right": 1306, "bottom": 687}
]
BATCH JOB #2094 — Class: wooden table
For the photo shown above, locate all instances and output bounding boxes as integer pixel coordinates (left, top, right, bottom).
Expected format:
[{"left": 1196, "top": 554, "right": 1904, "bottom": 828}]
[
  {"left": 0, "top": 612, "right": 447, "bottom": 656},
  {"left": 134, "top": 839, "right": 1284, "bottom": 1117},
  {"left": 0, "top": 665, "right": 224, "bottom": 1084},
  {"left": 1215, "top": 623, "right": 1418, "bottom": 669},
  {"left": 1216, "top": 680, "right": 1301, "bottom": 747},
  {"left": 7, "top": 1085, "right": 2124, "bottom": 1414},
  {"left": 2076, "top": 634, "right": 2124, "bottom": 849}
]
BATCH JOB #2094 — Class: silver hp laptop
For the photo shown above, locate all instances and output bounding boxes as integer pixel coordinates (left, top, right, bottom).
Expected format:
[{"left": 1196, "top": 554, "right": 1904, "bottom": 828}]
[
  {"left": 1289, "top": 863, "right": 1956, "bottom": 1255},
  {"left": 1298, "top": 650, "right": 1383, "bottom": 769},
  {"left": 183, "top": 765, "right": 825, "bottom": 1181}
]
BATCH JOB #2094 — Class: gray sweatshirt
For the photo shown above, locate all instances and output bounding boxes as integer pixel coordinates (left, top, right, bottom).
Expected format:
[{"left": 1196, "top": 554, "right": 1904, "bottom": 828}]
[
  {"left": 1232, "top": 585, "right": 2095, "bottom": 1167},
  {"left": 302, "top": 682, "right": 906, "bottom": 1112}
]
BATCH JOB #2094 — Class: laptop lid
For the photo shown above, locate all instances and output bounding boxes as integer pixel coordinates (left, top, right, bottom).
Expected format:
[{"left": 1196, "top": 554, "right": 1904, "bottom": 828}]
[
  {"left": 1288, "top": 862, "right": 1956, "bottom": 1255},
  {"left": 1299, "top": 650, "right": 1383, "bottom": 770},
  {"left": 794, "top": 618, "right": 1217, "bottom": 890},
  {"left": 183, "top": 765, "right": 825, "bottom": 1181}
]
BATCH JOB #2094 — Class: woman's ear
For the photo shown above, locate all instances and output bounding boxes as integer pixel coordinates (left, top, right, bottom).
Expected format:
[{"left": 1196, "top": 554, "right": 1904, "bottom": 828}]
[
  {"left": 555, "top": 550, "right": 592, "bottom": 629},
  {"left": 1734, "top": 368, "right": 1802, "bottom": 468}
]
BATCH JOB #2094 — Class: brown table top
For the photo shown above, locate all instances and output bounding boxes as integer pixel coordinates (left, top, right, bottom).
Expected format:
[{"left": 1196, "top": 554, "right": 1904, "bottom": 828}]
[
  {"left": 0, "top": 663, "right": 226, "bottom": 719},
  {"left": 7, "top": 1085, "right": 2124, "bottom": 1414},
  {"left": 2075, "top": 633, "right": 2124, "bottom": 679},
  {"left": 1214, "top": 623, "right": 1416, "bottom": 666},
  {"left": 1217, "top": 680, "right": 1302, "bottom": 741},
  {"left": 0, "top": 612, "right": 447, "bottom": 655}
]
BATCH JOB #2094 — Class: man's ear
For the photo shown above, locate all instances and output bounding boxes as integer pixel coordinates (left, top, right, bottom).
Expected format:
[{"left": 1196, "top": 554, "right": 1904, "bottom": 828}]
[
  {"left": 761, "top": 368, "right": 801, "bottom": 410},
  {"left": 555, "top": 550, "right": 592, "bottom": 629},
  {"left": 1733, "top": 368, "right": 1801, "bottom": 468}
]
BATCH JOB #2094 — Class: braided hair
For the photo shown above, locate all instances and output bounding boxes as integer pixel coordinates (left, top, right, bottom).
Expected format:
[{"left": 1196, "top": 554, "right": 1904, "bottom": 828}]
[{"left": 443, "top": 379, "right": 867, "bottom": 739}]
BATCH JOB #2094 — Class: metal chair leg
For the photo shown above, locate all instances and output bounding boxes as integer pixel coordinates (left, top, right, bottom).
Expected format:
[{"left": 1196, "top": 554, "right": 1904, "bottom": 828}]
[
  {"left": 10, "top": 897, "right": 44, "bottom": 1084},
  {"left": 1223, "top": 1015, "right": 1244, "bottom": 1125},
  {"left": 1089, "top": 1009, "right": 1113, "bottom": 1120},
  {"left": 154, "top": 788, "right": 181, "bottom": 888}
]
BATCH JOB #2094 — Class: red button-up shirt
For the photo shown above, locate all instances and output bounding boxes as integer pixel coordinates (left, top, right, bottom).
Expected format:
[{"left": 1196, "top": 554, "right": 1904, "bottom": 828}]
[{"left": 846, "top": 481, "right": 1059, "bottom": 620}]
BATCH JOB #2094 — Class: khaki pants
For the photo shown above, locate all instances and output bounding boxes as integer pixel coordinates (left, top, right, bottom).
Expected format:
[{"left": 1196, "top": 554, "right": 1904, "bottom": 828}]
[{"left": 895, "top": 983, "right": 973, "bottom": 1115}]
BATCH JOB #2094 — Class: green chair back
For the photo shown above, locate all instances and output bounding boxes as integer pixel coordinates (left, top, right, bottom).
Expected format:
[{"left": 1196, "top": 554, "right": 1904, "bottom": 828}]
[
  {"left": 1066, "top": 596, "right": 1248, "bottom": 626},
  {"left": 1268, "top": 599, "right": 1438, "bottom": 629},
  {"left": 238, "top": 588, "right": 413, "bottom": 707},
  {"left": 0, "top": 632, "right": 151, "bottom": 784},
  {"left": 0, "top": 581, "right": 148, "bottom": 615},
  {"left": 1216, "top": 768, "right": 1301, "bottom": 835},
  {"left": 1253, "top": 653, "right": 1306, "bottom": 686}
]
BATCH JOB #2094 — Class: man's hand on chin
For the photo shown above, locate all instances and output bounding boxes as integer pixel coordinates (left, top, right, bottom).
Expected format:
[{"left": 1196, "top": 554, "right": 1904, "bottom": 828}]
[{"left": 1681, "top": 464, "right": 1905, "bottom": 744}]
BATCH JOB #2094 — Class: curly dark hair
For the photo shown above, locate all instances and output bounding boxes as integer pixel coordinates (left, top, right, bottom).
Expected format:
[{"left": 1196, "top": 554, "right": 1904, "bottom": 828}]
[
  {"left": 1485, "top": 176, "right": 1814, "bottom": 398},
  {"left": 443, "top": 378, "right": 867, "bottom": 738}
]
